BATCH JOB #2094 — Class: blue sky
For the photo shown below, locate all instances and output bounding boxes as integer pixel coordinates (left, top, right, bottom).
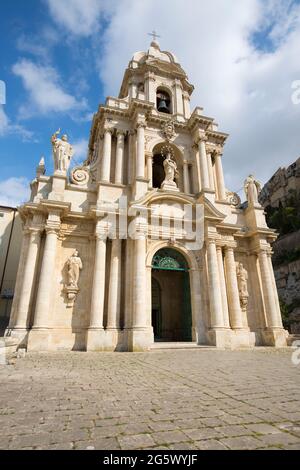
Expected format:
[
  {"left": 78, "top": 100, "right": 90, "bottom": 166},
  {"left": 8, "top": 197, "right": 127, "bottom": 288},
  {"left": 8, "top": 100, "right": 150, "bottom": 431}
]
[{"left": 1, "top": 0, "right": 300, "bottom": 206}]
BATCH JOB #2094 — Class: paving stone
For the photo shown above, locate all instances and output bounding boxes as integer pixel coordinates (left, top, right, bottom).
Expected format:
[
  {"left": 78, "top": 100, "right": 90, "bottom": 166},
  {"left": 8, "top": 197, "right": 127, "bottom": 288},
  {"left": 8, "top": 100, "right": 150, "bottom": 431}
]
[
  {"left": 220, "top": 435, "right": 263, "bottom": 450},
  {"left": 118, "top": 433, "right": 155, "bottom": 450},
  {"left": 0, "top": 350, "right": 299, "bottom": 451},
  {"left": 245, "top": 423, "right": 283, "bottom": 435},
  {"left": 151, "top": 430, "right": 190, "bottom": 445}
]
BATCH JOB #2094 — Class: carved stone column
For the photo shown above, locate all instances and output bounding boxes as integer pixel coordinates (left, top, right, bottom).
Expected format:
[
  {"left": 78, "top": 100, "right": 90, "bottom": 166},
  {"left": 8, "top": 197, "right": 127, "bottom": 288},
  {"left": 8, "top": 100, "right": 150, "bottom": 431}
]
[
  {"left": 115, "top": 130, "right": 125, "bottom": 185},
  {"left": 31, "top": 225, "right": 59, "bottom": 330},
  {"left": 206, "top": 147, "right": 215, "bottom": 191},
  {"left": 132, "top": 234, "right": 146, "bottom": 328},
  {"left": 216, "top": 246, "right": 230, "bottom": 328},
  {"left": 89, "top": 234, "right": 107, "bottom": 329},
  {"left": 214, "top": 147, "right": 226, "bottom": 201},
  {"left": 136, "top": 122, "right": 146, "bottom": 179},
  {"left": 258, "top": 250, "right": 283, "bottom": 328},
  {"left": 207, "top": 240, "right": 224, "bottom": 328},
  {"left": 101, "top": 127, "right": 113, "bottom": 182},
  {"left": 107, "top": 239, "right": 122, "bottom": 329},
  {"left": 146, "top": 152, "right": 153, "bottom": 188},
  {"left": 267, "top": 251, "right": 283, "bottom": 327},
  {"left": 224, "top": 246, "right": 243, "bottom": 329},
  {"left": 198, "top": 134, "right": 210, "bottom": 190},
  {"left": 183, "top": 160, "right": 190, "bottom": 194},
  {"left": 13, "top": 228, "right": 41, "bottom": 329},
  {"left": 130, "top": 217, "right": 153, "bottom": 351}
]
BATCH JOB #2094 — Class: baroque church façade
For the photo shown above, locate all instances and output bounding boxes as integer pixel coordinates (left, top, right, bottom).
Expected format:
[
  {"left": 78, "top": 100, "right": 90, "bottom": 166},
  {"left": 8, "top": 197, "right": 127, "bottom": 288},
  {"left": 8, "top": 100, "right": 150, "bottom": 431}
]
[{"left": 6, "top": 39, "right": 288, "bottom": 351}]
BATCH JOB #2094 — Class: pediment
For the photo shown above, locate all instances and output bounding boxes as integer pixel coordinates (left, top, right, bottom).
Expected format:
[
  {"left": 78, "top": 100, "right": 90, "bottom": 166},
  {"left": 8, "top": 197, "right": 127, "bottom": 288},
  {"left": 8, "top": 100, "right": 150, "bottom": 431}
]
[{"left": 131, "top": 191, "right": 226, "bottom": 221}]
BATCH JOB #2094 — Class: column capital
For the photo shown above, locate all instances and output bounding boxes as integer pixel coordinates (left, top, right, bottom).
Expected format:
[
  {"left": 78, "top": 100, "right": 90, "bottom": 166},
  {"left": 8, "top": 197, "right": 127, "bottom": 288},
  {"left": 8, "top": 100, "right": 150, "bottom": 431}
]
[
  {"left": 194, "top": 130, "right": 207, "bottom": 144},
  {"left": 116, "top": 129, "right": 126, "bottom": 137},
  {"left": 213, "top": 145, "right": 224, "bottom": 157},
  {"left": 45, "top": 226, "right": 60, "bottom": 236},
  {"left": 136, "top": 121, "right": 147, "bottom": 130},
  {"left": 183, "top": 159, "right": 189, "bottom": 165},
  {"left": 224, "top": 242, "right": 238, "bottom": 252},
  {"left": 206, "top": 144, "right": 215, "bottom": 155},
  {"left": 103, "top": 126, "right": 114, "bottom": 135},
  {"left": 145, "top": 151, "right": 153, "bottom": 159}
]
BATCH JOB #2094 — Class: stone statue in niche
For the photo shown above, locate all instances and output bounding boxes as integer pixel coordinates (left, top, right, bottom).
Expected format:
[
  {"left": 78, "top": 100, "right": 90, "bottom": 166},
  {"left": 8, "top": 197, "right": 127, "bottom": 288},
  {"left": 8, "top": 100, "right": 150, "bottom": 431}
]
[
  {"left": 236, "top": 262, "right": 249, "bottom": 312},
  {"left": 244, "top": 175, "right": 261, "bottom": 206},
  {"left": 67, "top": 250, "right": 83, "bottom": 288},
  {"left": 64, "top": 250, "right": 83, "bottom": 307},
  {"left": 51, "top": 129, "right": 73, "bottom": 173},
  {"left": 161, "top": 149, "right": 179, "bottom": 192}
]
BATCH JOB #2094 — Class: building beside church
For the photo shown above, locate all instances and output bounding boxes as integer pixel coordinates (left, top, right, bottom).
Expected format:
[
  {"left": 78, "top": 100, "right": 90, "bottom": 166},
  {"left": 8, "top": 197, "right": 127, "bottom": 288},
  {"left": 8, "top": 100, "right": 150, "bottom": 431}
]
[
  {"left": 5, "top": 40, "right": 288, "bottom": 351},
  {"left": 0, "top": 206, "right": 23, "bottom": 332}
]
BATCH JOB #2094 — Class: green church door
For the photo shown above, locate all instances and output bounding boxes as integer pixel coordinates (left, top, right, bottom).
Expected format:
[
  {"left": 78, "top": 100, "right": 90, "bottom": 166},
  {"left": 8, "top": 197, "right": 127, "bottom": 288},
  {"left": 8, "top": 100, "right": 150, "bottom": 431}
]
[{"left": 151, "top": 248, "right": 192, "bottom": 342}]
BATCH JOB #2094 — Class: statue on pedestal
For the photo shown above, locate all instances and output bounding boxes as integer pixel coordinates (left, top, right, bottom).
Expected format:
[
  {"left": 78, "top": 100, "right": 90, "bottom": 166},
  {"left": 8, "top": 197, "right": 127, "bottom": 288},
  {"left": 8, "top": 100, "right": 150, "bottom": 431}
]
[
  {"left": 51, "top": 129, "right": 73, "bottom": 173},
  {"left": 161, "top": 150, "right": 179, "bottom": 192},
  {"left": 244, "top": 175, "right": 261, "bottom": 206}
]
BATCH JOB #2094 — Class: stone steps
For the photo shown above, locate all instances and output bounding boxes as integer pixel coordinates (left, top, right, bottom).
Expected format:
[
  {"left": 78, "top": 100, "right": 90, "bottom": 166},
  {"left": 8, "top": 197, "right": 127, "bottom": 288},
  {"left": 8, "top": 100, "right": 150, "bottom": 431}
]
[{"left": 150, "top": 342, "right": 215, "bottom": 350}]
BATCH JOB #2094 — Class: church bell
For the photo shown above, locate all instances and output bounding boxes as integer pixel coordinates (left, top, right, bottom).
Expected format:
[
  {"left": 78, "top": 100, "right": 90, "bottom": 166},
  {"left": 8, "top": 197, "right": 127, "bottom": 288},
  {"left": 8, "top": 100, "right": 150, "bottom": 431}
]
[{"left": 157, "top": 98, "right": 170, "bottom": 114}]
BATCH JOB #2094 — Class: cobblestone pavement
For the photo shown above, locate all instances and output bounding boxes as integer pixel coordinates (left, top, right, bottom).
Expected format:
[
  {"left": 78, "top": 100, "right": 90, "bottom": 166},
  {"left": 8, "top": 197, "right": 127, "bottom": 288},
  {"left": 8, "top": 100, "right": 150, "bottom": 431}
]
[{"left": 1, "top": 349, "right": 300, "bottom": 450}]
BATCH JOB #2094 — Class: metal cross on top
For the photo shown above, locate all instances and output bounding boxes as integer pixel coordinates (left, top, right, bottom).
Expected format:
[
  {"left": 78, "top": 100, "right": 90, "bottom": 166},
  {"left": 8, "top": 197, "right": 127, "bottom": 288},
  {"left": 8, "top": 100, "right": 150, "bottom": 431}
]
[{"left": 148, "top": 30, "right": 161, "bottom": 42}]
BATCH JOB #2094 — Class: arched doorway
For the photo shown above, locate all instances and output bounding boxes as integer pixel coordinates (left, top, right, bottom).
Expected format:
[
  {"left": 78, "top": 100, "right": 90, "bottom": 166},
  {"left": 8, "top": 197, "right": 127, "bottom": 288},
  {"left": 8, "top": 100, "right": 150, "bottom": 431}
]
[{"left": 151, "top": 248, "right": 192, "bottom": 342}]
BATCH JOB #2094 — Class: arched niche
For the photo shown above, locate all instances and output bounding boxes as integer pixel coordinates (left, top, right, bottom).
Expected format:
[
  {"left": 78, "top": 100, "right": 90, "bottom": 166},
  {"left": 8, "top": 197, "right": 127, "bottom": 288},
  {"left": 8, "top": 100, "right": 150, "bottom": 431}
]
[{"left": 152, "top": 142, "right": 184, "bottom": 192}]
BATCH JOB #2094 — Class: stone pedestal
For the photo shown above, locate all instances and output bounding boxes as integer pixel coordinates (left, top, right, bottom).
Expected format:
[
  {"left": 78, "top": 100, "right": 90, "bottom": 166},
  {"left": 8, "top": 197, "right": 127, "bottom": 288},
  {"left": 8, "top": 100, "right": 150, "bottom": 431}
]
[
  {"left": 207, "top": 328, "right": 232, "bottom": 348},
  {"left": 48, "top": 172, "right": 67, "bottom": 201},
  {"left": 161, "top": 181, "right": 180, "bottom": 192},
  {"left": 27, "top": 329, "right": 50, "bottom": 351},
  {"left": 261, "top": 328, "right": 288, "bottom": 347},
  {"left": 128, "top": 327, "right": 154, "bottom": 352},
  {"left": 86, "top": 328, "right": 120, "bottom": 351}
]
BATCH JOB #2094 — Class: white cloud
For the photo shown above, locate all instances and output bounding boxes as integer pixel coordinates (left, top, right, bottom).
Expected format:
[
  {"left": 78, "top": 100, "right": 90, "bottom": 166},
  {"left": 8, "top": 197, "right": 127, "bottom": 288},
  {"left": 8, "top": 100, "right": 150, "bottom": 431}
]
[
  {"left": 12, "top": 59, "right": 87, "bottom": 118},
  {"left": 45, "top": 0, "right": 112, "bottom": 37},
  {"left": 94, "top": 0, "right": 300, "bottom": 190},
  {"left": 0, "top": 105, "right": 35, "bottom": 142},
  {"left": 72, "top": 138, "right": 88, "bottom": 164},
  {"left": 0, "top": 177, "right": 30, "bottom": 207}
]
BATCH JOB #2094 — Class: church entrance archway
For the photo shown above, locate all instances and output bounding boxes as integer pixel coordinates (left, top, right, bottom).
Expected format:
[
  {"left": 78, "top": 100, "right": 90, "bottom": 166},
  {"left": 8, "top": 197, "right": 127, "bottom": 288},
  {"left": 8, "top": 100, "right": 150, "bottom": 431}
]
[{"left": 151, "top": 248, "right": 192, "bottom": 342}]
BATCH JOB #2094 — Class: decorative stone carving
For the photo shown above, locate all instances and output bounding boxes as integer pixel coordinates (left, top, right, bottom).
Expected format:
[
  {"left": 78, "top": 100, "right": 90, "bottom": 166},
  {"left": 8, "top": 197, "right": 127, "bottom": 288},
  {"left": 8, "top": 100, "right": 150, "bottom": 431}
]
[
  {"left": 226, "top": 190, "right": 241, "bottom": 207},
  {"left": 161, "top": 146, "right": 179, "bottom": 192},
  {"left": 70, "top": 166, "right": 90, "bottom": 186},
  {"left": 51, "top": 129, "right": 73, "bottom": 173},
  {"left": 244, "top": 175, "right": 261, "bottom": 206},
  {"left": 64, "top": 250, "right": 83, "bottom": 307},
  {"left": 236, "top": 262, "right": 249, "bottom": 312},
  {"left": 161, "top": 119, "right": 176, "bottom": 141}
]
